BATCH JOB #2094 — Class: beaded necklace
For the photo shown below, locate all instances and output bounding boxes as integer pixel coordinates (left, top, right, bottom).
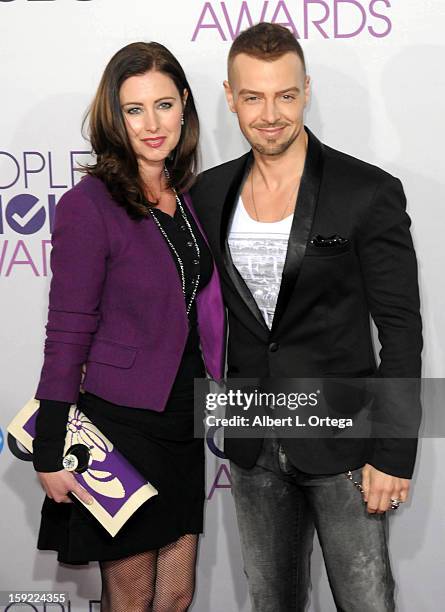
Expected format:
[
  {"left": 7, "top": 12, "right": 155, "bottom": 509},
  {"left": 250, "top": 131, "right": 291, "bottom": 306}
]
[{"left": 148, "top": 171, "right": 200, "bottom": 316}]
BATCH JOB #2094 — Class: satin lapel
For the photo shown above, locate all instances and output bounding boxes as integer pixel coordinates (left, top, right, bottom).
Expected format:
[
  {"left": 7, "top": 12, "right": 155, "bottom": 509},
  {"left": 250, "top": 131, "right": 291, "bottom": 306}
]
[
  {"left": 220, "top": 152, "right": 269, "bottom": 331},
  {"left": 271, "top": 128, "right": 324, "bottom": 333}
]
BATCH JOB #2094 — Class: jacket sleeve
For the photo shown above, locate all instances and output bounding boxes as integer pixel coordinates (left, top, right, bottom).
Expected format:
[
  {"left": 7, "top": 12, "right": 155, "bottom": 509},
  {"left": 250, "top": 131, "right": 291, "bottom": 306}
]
[
  {"left": 357, "top": 176, "right": 423, "bottom": 479},
  {"left": 35, "top": 186, "right": 109, "bottom": 404}
]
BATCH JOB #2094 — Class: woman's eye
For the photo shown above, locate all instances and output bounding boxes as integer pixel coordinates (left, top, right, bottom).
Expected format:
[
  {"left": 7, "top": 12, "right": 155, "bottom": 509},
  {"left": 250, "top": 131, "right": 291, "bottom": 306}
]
[
  {"left": 158, "top": 102, "right": 173, "bottom": 110},
  {"left": 126, "top": 107, "right": 142, "bottom": 115}
]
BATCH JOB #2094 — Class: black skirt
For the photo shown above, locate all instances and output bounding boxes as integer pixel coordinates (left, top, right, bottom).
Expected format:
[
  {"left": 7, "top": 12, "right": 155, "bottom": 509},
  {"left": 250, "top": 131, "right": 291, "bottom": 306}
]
[{"left": 37, "top": 373, "right": 206, "bottom": 565}]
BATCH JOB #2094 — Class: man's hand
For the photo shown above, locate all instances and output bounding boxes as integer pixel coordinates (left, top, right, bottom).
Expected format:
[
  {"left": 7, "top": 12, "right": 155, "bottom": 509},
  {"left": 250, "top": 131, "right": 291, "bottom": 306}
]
[
  {"left": 37, "top": 470, "right": 94, "bottom": 505},
  {"left": 361, "top": 464, "right": 410, "bottom": 514}
]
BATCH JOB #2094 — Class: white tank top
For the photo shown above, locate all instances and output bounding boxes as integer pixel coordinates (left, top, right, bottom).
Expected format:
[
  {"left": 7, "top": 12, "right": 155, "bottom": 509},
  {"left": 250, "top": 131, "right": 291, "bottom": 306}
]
[{"left": 228, "top": 196, "right": 293, "bottom": 329}]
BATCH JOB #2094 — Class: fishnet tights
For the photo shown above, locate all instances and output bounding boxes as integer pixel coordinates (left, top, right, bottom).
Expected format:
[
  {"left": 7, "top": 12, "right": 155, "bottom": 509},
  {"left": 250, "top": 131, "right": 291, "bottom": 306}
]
[{"left": 99, "top": 534, "right": 198, "bottom": 611}]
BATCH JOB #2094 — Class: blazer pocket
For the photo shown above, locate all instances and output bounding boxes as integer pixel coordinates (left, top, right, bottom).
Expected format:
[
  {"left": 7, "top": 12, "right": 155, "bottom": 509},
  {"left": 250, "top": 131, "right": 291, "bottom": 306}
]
[
  {"left": 305, "top": 242, "right": 351, "bottom": 257},
  {"left": 87, "top": 339, "right": 137, "bottom": 369}
]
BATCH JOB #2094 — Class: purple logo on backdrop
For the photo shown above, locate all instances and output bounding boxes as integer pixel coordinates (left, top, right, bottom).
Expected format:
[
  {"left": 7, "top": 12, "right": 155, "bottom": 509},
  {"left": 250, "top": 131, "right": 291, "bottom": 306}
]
[
  {"left": 206, "top": 425, "right": 225, "bottom": 459},
  {"left": 0, "top": 150, "right": 89, "bottom": 277},
  {"left": 0, "top": 428, "right": 4, "bottom": 455},
  {"left": 4, "top": 603, "right": 101, "bottom": 612},
  {"left": 192, "top": 0, "right": 393, "bottom": 41},
  {"left": 0, "top": 1, "right": 92, "bottom": 3},
  {"left": 206, "top": 426, "right": 234, "bottom": 500},
  {"left": 5, "top": 194, "right": 46, "bottom": 235}
]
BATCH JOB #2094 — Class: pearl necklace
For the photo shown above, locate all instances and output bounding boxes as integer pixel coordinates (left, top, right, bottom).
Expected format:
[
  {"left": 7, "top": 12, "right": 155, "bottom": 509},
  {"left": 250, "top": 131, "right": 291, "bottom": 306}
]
[{"left": 148, "top": 178, "right": 200, "bottom": 316}]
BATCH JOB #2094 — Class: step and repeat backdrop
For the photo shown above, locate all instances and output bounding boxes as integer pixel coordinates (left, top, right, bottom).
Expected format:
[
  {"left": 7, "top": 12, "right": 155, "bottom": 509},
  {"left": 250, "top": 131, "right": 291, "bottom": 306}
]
[{"left": 1, "top": 1, "right": 445, "bottom": 610}]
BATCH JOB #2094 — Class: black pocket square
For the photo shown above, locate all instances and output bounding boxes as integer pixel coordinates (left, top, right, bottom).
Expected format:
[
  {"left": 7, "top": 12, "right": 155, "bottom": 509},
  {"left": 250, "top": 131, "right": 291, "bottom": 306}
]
[{"left": 310, "top": 234, "right": 349, "bottom": 247}]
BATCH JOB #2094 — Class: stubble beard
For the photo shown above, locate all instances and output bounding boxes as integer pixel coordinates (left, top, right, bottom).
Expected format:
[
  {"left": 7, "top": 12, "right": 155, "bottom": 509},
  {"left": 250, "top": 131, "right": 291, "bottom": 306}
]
[{"left": 250, "top": 128, "right": 299, "bottom": 157}]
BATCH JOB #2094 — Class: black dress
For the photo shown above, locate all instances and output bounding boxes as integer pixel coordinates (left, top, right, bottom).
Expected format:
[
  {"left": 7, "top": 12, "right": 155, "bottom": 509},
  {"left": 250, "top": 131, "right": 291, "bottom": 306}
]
[{"left": 34, "top": 196, "right": 214, "bottom": 564}]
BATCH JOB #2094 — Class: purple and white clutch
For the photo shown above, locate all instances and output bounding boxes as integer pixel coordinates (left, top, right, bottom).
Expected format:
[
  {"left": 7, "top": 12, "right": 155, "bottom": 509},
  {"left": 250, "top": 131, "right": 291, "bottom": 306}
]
[{"left": 7, "top": 398, "right": 158, "bottom": 537}]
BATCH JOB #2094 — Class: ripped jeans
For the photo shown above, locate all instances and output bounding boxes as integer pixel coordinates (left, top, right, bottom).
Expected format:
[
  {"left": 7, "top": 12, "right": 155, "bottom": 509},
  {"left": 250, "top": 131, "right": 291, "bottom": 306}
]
[{"left": 230, "top": 433, "right": 395, "bottom": 612}]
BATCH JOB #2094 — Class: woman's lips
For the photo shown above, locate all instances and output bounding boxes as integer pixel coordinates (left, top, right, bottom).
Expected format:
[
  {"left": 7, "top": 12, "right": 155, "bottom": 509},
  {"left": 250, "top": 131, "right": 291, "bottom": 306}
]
[{"left": 142, "top": 137, "right": 166, "bottom": 148}]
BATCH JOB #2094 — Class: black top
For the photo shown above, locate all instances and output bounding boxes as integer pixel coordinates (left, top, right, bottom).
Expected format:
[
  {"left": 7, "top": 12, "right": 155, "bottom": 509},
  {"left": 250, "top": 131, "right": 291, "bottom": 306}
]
[{"left": 33, "top": 195, "right": 213, "bottom": 472}]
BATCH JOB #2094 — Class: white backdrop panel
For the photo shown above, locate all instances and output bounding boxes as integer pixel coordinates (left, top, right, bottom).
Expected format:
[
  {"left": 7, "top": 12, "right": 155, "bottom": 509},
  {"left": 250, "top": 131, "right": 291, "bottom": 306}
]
[{"left": 1, "top": 1, "right": 444, "bottom": 610}]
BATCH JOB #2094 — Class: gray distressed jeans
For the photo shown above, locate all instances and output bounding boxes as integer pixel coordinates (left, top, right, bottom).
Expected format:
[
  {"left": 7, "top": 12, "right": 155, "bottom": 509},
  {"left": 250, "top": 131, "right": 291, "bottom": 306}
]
[{"left": 230, "top": 433, "right": 395, "bottom": 612}]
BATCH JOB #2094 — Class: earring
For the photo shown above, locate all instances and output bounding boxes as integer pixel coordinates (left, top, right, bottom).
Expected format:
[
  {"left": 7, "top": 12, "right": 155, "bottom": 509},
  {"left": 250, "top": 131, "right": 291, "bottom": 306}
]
[{"left": 181, "top": 113, "right": 184, "bottom": 126}]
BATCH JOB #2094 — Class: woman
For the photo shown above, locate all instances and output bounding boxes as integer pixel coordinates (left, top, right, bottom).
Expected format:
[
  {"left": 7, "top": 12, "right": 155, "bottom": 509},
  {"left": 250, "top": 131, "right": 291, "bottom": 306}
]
[{"left": 33, "top": 41, "right": 225, "bottom": 611}]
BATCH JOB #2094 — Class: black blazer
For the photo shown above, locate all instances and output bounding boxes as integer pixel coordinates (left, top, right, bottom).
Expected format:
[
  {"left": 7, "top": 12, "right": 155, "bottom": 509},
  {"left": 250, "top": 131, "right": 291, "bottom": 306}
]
[{"left": 191, "top": 128, "right": 422, "bottom": 479}]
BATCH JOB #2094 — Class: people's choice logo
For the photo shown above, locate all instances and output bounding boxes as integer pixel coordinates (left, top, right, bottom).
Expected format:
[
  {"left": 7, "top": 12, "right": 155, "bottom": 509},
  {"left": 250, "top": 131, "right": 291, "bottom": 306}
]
[
  {"left": 0, "top": 150, "right": 89, "bottom": 277},
  {"left": 192, "top": 0, "right": 393, "bottom": 41},
  {"left": 6, "top": 194, "right": 46, "bottom": 235}
]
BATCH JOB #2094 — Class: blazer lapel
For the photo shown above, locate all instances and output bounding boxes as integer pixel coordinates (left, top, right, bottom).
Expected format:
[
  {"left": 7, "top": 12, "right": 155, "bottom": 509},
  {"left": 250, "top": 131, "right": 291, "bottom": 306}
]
[
  {"left": 220, "top": 152, "right": 270, "bottom": 331},
  {"left": 271, "top": 128, "right": 324, "bottom": 333}
]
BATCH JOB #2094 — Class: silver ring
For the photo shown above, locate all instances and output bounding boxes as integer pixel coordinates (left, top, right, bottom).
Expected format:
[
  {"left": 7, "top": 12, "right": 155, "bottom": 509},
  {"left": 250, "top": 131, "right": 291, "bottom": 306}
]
[{"left": 390, "top": 498, "right": 401, "bottom": 510}]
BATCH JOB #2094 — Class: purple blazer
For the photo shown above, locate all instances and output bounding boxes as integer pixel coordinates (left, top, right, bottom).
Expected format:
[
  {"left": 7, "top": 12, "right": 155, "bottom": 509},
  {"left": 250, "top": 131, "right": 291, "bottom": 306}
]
[{"left": 35, "top": 175, "right": 225, "bottom": 410}]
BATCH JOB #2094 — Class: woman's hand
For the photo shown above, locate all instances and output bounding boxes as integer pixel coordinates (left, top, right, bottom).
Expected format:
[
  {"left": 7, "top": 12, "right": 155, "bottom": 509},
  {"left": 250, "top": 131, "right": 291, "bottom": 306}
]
[{"left": 37, "top": 470, "right": 94, "bottom": 505}]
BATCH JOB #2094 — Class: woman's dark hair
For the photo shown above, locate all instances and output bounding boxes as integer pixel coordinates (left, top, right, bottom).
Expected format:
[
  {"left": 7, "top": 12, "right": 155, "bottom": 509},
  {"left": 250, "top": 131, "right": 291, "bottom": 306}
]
[{"left": 82, "top": 41, "right": 199, "bottom": 219}]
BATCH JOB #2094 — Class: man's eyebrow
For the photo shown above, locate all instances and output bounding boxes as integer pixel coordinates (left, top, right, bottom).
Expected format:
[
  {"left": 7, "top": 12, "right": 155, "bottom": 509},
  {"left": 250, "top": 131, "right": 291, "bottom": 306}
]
[
  {"left": 238, "top": 89, "right": 263, "bottom": 96},
  {"left": 238, "top": 87, "right": 301, "bottom": 96},
  {"left": 277, "top": 86, "right": 301, "bottom": 94}
]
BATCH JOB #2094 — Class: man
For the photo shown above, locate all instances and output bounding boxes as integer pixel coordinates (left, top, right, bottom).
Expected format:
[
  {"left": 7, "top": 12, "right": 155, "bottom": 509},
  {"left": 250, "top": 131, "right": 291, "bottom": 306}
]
[{"left": 191, "top": 22, "right": 422, "bottom": 612}]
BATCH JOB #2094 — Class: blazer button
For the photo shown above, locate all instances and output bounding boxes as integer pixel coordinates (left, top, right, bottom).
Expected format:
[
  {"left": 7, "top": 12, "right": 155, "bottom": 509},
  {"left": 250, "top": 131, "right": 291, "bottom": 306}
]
[{"left": 269, "top": 342, "right": 279, "bottom": 352}]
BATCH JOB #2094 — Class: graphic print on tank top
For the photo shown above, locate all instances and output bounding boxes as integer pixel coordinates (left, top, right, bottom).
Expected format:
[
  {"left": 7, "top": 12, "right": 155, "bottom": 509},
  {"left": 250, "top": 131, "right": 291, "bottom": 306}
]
[{"left": 228, "top": 197, "right": 293, "bottom": 329}]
